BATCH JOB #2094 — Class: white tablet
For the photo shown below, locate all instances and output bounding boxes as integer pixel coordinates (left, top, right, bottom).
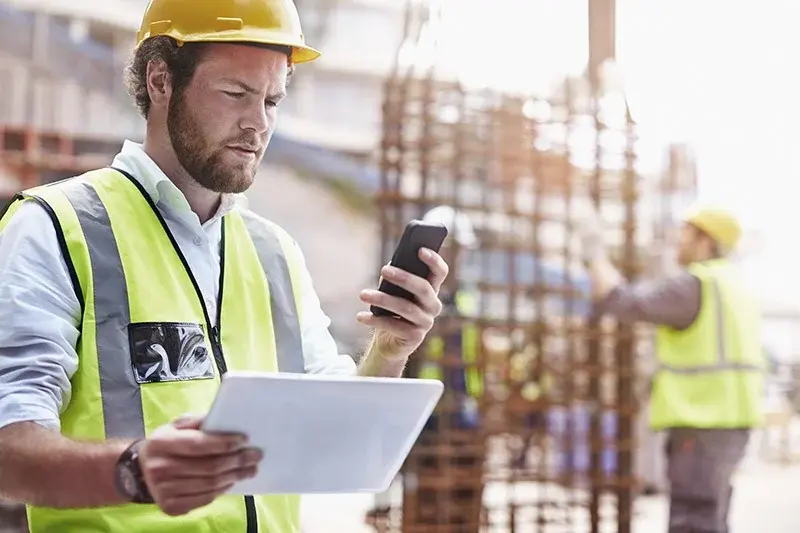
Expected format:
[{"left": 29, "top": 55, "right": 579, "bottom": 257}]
[{"left": 202, "top": 371, "right": 443, "bottom": 495}]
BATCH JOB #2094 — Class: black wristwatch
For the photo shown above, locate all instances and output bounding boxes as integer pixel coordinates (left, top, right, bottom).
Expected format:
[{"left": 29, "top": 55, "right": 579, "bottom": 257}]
[{"left": 114, "top": 439, "right": 155, "bottom": 504}]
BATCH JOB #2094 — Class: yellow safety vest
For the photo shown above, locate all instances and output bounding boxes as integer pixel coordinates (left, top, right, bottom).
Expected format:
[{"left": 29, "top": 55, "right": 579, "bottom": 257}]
[
  {"left": 419, "top": 291, "right": 483, "bottom": 398},
  {"left": 0, "top": 168, "right": 305, "bottom": 532},
  {"left": 650, "top": 259, "right": 765, "bottom": 430}
]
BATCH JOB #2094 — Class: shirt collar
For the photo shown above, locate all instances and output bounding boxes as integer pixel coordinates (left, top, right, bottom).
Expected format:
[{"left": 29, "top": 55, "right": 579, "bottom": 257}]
[{"left": 110, "top": 140, "right": 248, "bottom": 220}]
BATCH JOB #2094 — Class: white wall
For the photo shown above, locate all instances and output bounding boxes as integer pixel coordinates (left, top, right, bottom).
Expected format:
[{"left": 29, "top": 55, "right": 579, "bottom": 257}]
[
  {"left": 314, "top": 4, "right": 404, "bottom": 78},
  {"left": 285, "top": 2, "right": 405, "bottom": 152}
]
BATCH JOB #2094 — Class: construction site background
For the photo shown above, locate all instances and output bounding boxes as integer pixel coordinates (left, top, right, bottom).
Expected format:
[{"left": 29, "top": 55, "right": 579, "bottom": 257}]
[{"left": 1, "top": 0, "right": 799, "bottom": 532}]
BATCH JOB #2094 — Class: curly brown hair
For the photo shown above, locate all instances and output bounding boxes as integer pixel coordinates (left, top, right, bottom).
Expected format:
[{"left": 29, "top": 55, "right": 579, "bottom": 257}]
[
  {"left": 124, "top": 36, "right": 208, "bottom": 119},
  {"left": 124, "top": 37, "right": 295, "bottom": 119}
]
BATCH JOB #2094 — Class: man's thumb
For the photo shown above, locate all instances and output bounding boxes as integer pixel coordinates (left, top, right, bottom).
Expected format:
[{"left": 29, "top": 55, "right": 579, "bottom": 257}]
[{"left": 172, "top": 413, "right": 204, "bottom": 430}]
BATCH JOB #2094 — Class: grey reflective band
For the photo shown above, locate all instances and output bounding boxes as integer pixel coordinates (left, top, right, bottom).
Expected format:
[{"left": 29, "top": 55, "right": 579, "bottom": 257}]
[
  {"left": 241, "top": 211, "right": 305, "bottom": 374},
  {"left": 36, "top": 182, "right": 147, "bottom": 440},
  {"left": 660, "top": 278, "right": 762, "bottom": 375}
]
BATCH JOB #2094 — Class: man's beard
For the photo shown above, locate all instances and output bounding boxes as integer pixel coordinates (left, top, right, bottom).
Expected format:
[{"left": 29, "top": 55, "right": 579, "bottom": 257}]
[{"left": 166, "top": 91, "right": 261, "bottom": 194}]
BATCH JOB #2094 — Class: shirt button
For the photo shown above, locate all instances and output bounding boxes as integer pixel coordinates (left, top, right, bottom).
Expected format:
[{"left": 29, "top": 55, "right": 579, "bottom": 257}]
[{"left": 193, "top": 236, "right": 203, "bottom": 246}]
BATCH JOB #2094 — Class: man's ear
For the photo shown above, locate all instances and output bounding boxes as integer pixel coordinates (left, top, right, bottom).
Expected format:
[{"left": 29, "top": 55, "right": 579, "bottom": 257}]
[{"left": 145, "top": 59, "right": 172, "bottom": 110}]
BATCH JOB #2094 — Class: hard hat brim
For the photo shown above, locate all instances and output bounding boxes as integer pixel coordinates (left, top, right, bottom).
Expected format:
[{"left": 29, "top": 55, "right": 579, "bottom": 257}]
[{"left": 136, "top": 31, "right": 321, "bottom": 64}]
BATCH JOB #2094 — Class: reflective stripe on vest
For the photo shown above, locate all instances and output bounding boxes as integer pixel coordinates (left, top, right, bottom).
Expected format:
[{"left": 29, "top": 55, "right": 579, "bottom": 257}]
[
  {"left": 658, "top": 278, "right": 762, "bottom": 376},
  {"left": 238, "top": 210, "right": 304, "bottom": 375},
  {"left": 652, "top": 260, "right": 764, "bottom": 429},
  {"left": 60, "top": 180, "right": 142, "bottom": 439}
]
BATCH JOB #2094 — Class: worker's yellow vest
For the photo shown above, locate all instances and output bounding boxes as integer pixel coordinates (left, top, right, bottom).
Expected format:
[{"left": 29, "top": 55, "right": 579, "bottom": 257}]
[
  {"left": 650, "top": 259, "right": 765, "bottom": 430},
  {"left": 419, "top": 291, "right": 483, "bottom": 398},
  {"left": 0, "top": 168, "right": 306, "bottom": 532}
]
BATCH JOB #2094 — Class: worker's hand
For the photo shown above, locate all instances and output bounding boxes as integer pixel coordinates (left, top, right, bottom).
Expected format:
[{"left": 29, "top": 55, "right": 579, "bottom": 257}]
[
  {"left": 572, "top": 200, "right": 606, "bottom": 263},
  {"left": 138, "top": 415, "right": 262, "bottom": 517},
  {"left": 357, "top": 248, "right": 449, "bottom": 361}
]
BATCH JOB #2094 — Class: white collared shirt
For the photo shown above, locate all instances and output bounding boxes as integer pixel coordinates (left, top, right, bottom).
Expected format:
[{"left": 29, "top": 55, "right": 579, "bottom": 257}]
[{"left": 0, "top": 140, "right": 356, "bottom": 431}]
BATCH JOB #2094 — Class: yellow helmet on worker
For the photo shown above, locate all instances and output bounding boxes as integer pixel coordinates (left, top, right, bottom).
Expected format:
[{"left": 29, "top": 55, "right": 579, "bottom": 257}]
[
  {"left": 681, "top": 204, "right": 742, "bottom": 252},
  {"left": 136, "top": 0, "right": 321, "bottom": 64}
]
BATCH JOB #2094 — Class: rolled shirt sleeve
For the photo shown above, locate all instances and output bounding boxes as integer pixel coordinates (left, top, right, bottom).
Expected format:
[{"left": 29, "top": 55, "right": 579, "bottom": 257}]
[
  {"left": 596, "top": 271, "right": 703, "bottom": 330},
  {"left": 0, "top": 202, "right": 82, "bottom": 431}
]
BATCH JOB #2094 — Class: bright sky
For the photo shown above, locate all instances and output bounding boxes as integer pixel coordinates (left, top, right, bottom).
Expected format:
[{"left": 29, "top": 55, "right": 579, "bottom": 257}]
[{"left": 428, "top": 0, "right": 800, "bottom": 307}]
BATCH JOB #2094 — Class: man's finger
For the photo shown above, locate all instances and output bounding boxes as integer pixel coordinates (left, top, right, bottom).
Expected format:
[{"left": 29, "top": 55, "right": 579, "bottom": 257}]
[
  {"left": 155, "top": 429, "right": 248, "bottom": 458},
  {"left": 375, "top": 260, "right": 391, "bottom": 285},
  {"left": 359, "top": 290, "right": 430, "bottom": 327},
  {"left": 145, "top": 447, "right": 263, "bottom": 481},
  {"left": 418, "top": 248, "right": 449, "bottom": 293},
  {"left": 157, "top": 466, "right": 256, "bottom": 499},
  {"left": 172, "top": 415, "right": 204, "bottom": 430},
  {"left": 159, "top": 491, "right": 221, "bottom": 517},
  {"left": 356, "top": 312, "right": 421, "bottom": 342},
  {"left": 379, "top": 265, "right": 440, "bottom": 316}
]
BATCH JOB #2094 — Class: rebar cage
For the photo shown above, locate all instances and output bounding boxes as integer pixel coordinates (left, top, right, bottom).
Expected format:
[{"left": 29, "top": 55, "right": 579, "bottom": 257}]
[{"left": 373, "top": 2, "right": 696, "bottom": 532}]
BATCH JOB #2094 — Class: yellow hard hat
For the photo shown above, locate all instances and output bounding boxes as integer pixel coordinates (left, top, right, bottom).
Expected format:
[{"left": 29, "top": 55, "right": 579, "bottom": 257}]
[
  {"left": 682, "top": 204, "right": 742, "bottom": 251},
  {"left": 136, "top": 0, "right": 321, "bottom": 64}
]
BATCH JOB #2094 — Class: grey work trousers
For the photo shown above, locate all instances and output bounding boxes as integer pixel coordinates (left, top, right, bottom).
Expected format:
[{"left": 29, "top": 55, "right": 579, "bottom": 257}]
[{"left": 666, "top": 428, "right": 750, "bottom": 533}]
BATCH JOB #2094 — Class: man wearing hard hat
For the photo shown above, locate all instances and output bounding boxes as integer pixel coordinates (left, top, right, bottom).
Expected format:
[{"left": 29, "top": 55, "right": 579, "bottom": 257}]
[
  {"left": 577, "top": 204, "right": 764, "bottom": 533},
  {"left": 0, "top": 1, "right": 451, "bottom": 531},
  {"left": 366, "top": 205, "right": 484, "bottom": 527}
]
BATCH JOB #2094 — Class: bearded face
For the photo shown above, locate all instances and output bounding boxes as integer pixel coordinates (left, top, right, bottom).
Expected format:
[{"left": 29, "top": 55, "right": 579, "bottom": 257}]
[
  {"left": 167, "top": 88, "right": 264, "bottom": 194},
  {"left": 164, "top": 43, "right": 289, "bottom": 194}
]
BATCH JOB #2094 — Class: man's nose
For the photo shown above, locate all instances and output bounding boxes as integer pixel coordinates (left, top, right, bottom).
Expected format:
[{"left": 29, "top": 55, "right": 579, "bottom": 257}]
[{"left": 239, "top": 104, "right": 269, "bottom": 135}]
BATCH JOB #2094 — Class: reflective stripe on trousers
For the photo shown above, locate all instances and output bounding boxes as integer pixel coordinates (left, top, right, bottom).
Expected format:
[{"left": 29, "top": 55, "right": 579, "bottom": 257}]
[{"left": 29, "top": 183, "right": 303, "bottom": 440}]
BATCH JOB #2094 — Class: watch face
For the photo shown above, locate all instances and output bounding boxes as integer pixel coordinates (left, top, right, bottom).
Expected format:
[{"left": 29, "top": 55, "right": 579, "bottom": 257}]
[{"left": 120, "top": 466, "right": 139, "bottom": 498}]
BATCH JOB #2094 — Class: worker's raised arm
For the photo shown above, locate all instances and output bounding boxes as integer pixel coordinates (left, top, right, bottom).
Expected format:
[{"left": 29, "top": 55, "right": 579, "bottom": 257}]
[
  {"left": 593, "top": 267, "right": 702, "bottom": 329},
  {"left": 574, "top": 203, "right": 701, "bottom": 329}
]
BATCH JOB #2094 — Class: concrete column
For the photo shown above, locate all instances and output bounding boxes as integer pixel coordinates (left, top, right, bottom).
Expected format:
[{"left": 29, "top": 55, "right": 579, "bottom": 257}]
[
  {"left": 26, "top": 11, "right": 49, "bottom": 125},
  {"left": 588, "top": 0, "right": 616, "bottom": 95}
]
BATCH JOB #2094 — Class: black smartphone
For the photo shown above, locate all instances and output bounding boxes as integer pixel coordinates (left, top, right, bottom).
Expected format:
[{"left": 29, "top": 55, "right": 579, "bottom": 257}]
[{"left": 371, "top": 219, "right": 448, "bottom": 318}]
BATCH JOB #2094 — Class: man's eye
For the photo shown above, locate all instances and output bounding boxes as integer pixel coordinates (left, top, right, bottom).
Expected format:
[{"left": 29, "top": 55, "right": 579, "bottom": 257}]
[
  {"left": 265, "top": 100, "right": 279, "bottom": 108},
  {"left": 224, "top": 91, "right": 245, "bottom": 99}
]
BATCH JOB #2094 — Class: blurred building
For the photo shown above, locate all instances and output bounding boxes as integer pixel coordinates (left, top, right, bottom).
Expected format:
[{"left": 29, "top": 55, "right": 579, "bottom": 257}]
[
  {"left": 0, "top": 0, "right": 407, "bottom": 162},
  {"left": 282, "top": 0, "right": 405, "bottom": 155},
  {"left": 0, "top": 0, "right": 141, "bottom": 137},
  {"left": 0, "top": 0, "right": 141, "bottom": 199}
]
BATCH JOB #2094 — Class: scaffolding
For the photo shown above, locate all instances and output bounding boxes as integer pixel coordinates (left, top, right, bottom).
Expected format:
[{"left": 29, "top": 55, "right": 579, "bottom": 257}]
[
  {"left": 0, "top": 2, "right": 137, "bottom": 205},
  {"left": 374, "top": 1, "right": 697, "bottom": 532},
  {"left": 0, "top": 125, "right": 121, "bottom": 204}
]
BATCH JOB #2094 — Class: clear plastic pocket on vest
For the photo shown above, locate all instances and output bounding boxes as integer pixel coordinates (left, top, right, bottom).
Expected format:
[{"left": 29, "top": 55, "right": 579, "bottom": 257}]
[{"left": 128, "top": 322, "right": 215, "bottom": 384}]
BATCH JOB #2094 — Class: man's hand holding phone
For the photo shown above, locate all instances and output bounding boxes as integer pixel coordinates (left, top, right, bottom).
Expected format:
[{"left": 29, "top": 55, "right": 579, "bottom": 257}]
[{"left": 356, "top": 220, "right": 450, "bottom": 362}]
